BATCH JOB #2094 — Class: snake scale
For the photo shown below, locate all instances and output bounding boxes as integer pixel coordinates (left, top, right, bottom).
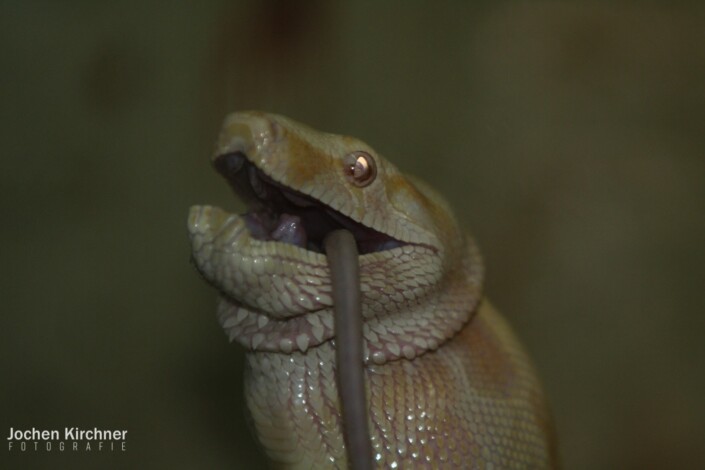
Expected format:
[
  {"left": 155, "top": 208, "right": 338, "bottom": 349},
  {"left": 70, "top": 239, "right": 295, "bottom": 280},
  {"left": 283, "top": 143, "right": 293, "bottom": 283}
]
[{"left": 188, "top": 112, "right": 557, "bottom": 468}]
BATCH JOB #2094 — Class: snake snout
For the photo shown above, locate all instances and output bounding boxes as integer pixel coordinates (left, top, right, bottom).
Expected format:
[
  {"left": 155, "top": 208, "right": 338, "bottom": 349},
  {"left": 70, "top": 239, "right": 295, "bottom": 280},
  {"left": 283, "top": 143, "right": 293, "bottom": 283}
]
[{"left": 215, "top": 111, "right": 282, "bottom": 159}]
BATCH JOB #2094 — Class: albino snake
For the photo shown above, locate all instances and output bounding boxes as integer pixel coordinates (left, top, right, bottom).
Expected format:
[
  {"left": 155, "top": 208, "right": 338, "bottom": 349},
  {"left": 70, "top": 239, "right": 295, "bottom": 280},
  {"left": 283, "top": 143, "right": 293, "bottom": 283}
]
[{"left": 188, "top": 112, "right": 557, "bottom": 468}]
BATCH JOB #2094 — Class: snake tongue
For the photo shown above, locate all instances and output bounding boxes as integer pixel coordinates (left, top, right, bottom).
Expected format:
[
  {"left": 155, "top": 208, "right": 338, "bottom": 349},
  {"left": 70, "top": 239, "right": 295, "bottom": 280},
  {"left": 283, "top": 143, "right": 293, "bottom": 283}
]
[
  {"left": 271, "top": 214, "right": 307, "bottom": 248},
  {"left": 242, "top": 211, "right": 307, "bottom": 249}
]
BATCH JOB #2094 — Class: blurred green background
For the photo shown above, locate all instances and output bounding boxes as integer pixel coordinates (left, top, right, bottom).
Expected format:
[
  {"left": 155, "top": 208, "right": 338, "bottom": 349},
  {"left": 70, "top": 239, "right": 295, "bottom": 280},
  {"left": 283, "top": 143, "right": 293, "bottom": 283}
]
[{"left": 2, "top": 1, "right": 704, "bottom": 468}]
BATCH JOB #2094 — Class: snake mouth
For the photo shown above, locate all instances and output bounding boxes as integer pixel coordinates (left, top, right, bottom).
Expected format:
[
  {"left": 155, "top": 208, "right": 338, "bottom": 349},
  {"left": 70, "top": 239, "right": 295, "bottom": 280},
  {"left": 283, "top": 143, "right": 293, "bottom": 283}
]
[{"left": 214, "top": 151, "right": 405, "bottom": 255}]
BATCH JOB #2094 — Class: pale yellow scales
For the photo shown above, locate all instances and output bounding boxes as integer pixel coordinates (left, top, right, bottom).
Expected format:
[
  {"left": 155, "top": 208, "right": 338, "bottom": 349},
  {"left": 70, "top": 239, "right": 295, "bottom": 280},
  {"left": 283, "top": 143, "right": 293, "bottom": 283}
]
[{"left": 188, "top": 112, "right": 557, "bottom": 468}]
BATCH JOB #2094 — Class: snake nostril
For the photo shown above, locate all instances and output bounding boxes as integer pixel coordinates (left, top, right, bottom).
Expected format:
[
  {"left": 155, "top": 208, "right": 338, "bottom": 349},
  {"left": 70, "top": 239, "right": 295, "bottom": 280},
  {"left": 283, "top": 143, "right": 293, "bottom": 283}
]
[{"left": 214, "top": 151, "right": 247, "bottom": 177}]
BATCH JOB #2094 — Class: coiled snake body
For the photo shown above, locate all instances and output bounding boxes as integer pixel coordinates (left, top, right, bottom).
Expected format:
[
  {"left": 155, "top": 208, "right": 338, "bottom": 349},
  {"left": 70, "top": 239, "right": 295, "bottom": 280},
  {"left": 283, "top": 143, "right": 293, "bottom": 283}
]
[{"left": 188, "top": 112, "right": 557, "bottom": 468}]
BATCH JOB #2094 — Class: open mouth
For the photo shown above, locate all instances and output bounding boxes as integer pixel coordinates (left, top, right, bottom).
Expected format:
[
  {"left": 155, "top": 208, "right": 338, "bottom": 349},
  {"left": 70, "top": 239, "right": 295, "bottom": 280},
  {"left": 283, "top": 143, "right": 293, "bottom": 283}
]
[{"left": 213, "top": 151, "right": 405, "bottom": 255}]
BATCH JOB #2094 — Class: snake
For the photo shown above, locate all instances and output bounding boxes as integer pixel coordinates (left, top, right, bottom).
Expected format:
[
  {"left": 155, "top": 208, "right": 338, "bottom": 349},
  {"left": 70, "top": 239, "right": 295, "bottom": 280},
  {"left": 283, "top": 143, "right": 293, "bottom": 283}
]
[{"left": 187, "top": 111, "right": 558, "bottom": 468}]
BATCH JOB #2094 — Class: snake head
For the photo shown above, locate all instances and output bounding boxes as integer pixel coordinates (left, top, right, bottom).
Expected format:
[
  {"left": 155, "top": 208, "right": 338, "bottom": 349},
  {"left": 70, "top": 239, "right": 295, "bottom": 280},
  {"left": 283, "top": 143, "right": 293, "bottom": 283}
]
[{"left": 188, "top": 112, "right": 477, "bottom": 360}]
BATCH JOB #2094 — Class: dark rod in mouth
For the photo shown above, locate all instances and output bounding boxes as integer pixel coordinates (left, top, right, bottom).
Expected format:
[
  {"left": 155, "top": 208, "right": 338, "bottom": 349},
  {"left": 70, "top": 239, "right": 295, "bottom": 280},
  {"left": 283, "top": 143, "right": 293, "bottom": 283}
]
[{"left": 323, "top": 229, "right": 373, "bottom": 470}]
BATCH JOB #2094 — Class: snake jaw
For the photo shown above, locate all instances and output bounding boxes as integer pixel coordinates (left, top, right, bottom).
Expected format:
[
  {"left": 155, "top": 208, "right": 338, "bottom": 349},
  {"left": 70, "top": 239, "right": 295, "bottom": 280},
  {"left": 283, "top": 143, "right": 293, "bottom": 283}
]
[
  {"left": 213, "top": 111, "right": 447, "bottom": 254},
  {"left": 212, "top": 150, "right": 406, "bottom": 255}
]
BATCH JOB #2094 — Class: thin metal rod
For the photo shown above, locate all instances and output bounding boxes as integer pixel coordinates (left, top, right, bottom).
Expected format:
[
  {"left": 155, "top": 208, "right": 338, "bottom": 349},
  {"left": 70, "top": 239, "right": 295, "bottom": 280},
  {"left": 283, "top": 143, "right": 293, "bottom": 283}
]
[{"left": 324, "top": 229, "right": 373, "bottom": 470}]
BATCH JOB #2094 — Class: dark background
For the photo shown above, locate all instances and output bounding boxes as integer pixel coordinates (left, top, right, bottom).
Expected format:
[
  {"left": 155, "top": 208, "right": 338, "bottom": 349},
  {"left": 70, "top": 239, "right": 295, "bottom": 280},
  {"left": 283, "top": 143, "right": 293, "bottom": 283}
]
[{"left": 2, "top": 1, "right": 704, "bottom": 468}]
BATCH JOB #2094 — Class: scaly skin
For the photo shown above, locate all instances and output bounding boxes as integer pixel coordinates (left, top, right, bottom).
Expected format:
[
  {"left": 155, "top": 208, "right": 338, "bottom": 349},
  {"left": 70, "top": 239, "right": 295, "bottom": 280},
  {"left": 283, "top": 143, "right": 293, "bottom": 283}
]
[{"left": 188, "top": 112, "right": 557, "bottom": 468}]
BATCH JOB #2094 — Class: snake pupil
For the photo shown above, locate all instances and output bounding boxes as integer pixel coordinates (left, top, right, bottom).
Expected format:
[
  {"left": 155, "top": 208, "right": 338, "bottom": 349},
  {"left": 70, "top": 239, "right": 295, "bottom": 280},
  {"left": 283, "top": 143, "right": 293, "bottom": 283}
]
[{"left": 344, "top": 151, "right": 376, "bottom": 187}]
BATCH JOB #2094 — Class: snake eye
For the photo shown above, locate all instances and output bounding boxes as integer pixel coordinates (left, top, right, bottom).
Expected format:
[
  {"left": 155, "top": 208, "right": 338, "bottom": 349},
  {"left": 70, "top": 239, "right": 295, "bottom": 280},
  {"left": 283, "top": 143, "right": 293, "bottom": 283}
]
[{"left": 343, "top": 151, "right": 376, "bottom": 187}]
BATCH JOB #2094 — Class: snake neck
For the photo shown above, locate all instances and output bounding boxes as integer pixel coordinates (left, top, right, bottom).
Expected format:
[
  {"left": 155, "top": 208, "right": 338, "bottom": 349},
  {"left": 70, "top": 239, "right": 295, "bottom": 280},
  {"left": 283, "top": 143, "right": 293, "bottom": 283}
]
[{"left": 218, "top": 236, "right": 483, "bottom": 364}]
